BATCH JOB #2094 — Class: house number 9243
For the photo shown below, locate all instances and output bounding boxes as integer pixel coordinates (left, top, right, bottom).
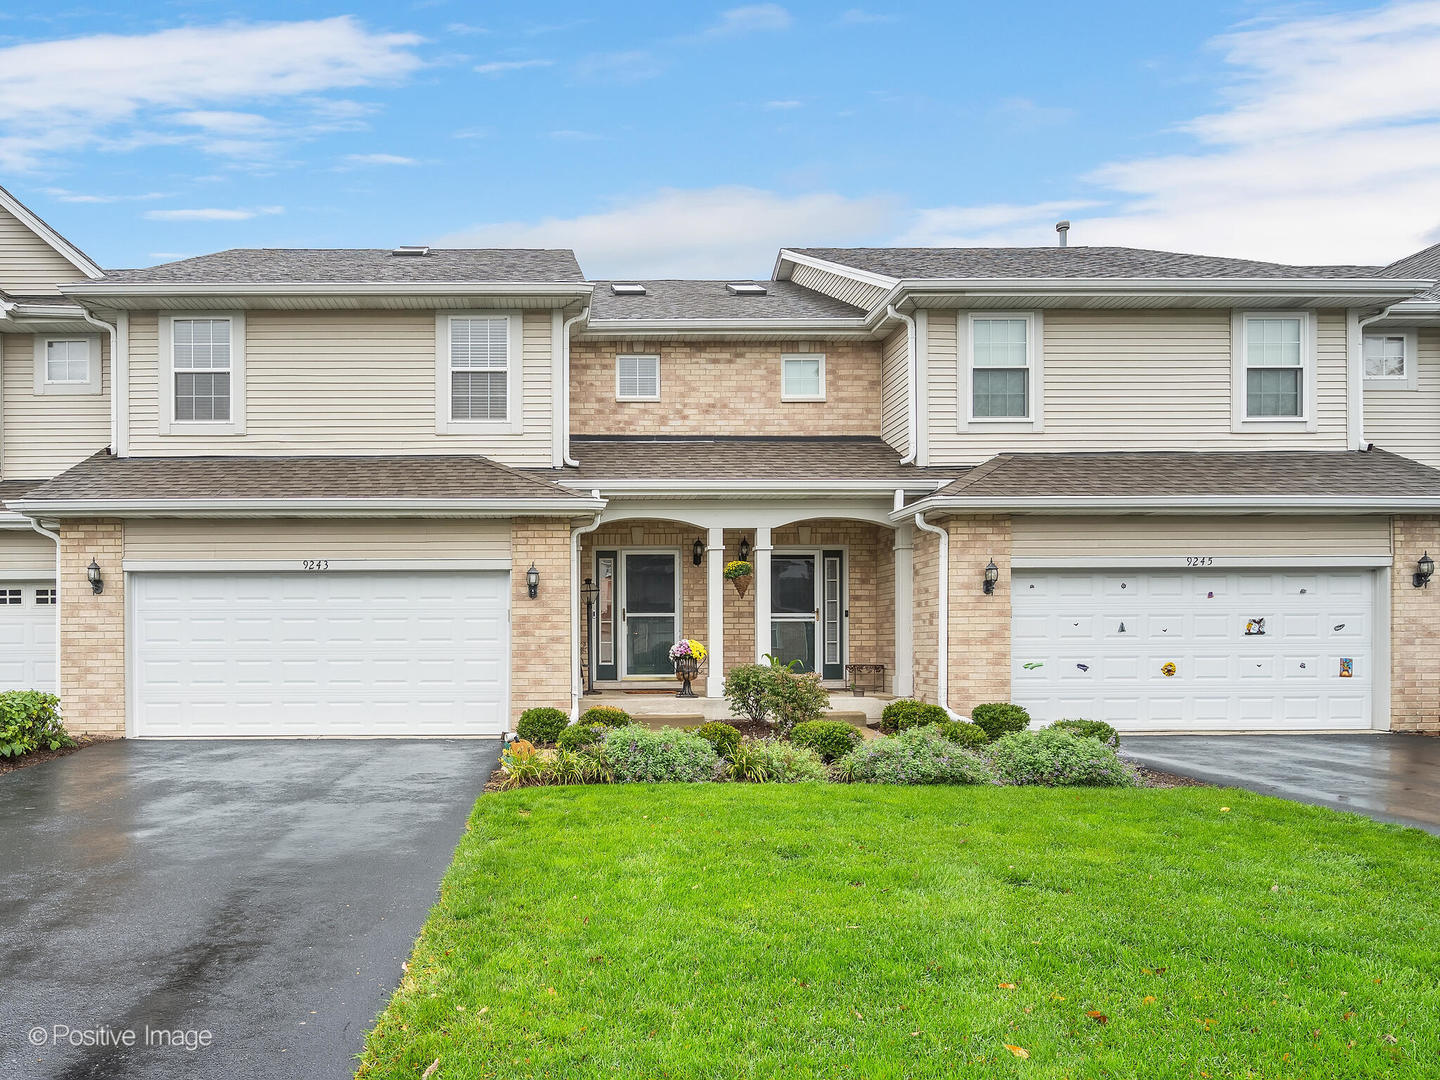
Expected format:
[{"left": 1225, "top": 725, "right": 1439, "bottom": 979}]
[
  {"left": 302, "top": 560, "right": 330, "bottom": 571},
  {"left": 1185, "top": 556, "right": 1214, "bottom": 567}
]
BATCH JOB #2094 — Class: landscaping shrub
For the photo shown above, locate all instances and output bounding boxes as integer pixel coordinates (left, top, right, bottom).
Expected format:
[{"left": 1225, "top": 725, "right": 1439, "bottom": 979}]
[
  {"left": 516, "top": 707, "right": 568, "bottom": 745},
  {"left": 933, "top": 719, "right": 989, "bottom": 749},
  {"left": 578, "top": 705, "right": 633, "bottom": 728},
  {"left": 790, "top": 719, "right": 863, "bottom": 763},
  {"left": 497, "top": 742, "right": 546, "bottom": 790},
  {"left": 692, "top": 721, "right": 741, "bottom": 759},
  {"left": 1050, "top": 718, "right": 1120, "bottom": 748},
  {"left": 878, "top": 698, "right": 948, "bottom": 734},
  {"left": 727, "top": 738, "right": 827, "bottom": 783},
  {"left": 723, "top": 664, "right": 772, "bottom": 724},
  {"left": 0, "top": 692, "right": 72, "bottom": 758},
  {"left": 764, "top": 668, "right": 830, "bottom": 736},
  {"left": 988, "top": 728, "right": 1136, "bottom": 787},
  {"left": 600, "top": 726, "right": 720, "bottom": 783},
  {"left": 545, "top": 747, "right": 609, "bottom": 785},
  {"left": 556, "top": 723, "right": 605, "bottom": 751},
  {"left": 969, "top": 702, "right": 1032, "bottom": 741},
  {"left": 834, "top": 727, "right": 993, "bottom": 786}
]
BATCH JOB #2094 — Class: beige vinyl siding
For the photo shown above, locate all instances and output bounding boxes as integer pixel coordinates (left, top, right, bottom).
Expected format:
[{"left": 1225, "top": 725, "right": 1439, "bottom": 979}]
[
  {"left": 1012, "top": 514, "right": 1391, "bottom": 559},
  {"left": 1364, "top": 326, "right": 1440, "bottom": 467},
  {"left": 0, "top": 528, "right": 56, "bottom": 573},
  {"left": 124, "top": 518, "right": 511, "bottom": 562},
  {"left": 925, "top": 308, "right": 1351, "bottom": 464},
  {"left": 0, "top": 204, "right": 79, "bottom": 293},
  {"left": 2, "top": 333, "right": 111, "bottom": 481},
  {"left": 880, "top": 324, "right": 909, "bottom": 454},
  {"left": 126, "top": 309, "right": 556, "bottom": 466},
  {"left": 786, "top": 262, "right": 888, "bottom": 310}
]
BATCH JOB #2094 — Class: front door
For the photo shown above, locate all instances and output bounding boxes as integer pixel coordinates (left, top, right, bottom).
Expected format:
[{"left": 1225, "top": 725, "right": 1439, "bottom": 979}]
[
  {"left": 622, "top": 551, "right": 679, "bottom": 677},
  {"left": 770, "top": 550, "right": 845, "bottom": 679}
]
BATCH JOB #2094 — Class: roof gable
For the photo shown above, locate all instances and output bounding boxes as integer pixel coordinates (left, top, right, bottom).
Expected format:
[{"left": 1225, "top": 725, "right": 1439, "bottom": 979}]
[{"left": 0, "top": 185, "right": 103, "bottom": 290}]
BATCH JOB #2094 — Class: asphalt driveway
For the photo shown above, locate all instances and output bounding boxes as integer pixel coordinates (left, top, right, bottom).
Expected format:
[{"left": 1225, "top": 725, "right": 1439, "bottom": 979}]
[
  {"left": 1123, "top": 733, "right": 1440, "bottom": 835},
  {"left": 0, "top": 739, "right": 499, "bottom": 1080}
]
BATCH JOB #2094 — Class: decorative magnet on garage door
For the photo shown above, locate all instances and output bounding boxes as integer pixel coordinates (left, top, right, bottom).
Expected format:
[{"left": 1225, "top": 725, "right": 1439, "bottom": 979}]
[
  {"left": 1117, "top": 622, "right": 1126, "bottom": 633},
  {"left": 1207, "top": 591, "right": 1214, "bottom": 598},
  {"left": 1299, "top": 588, "right": 1308, "bottom": 594},
  {"left": 1299, "top": 662, "right": 1307, "bottom": 669},
  {"left": 1076, "top": 663, "right": 1090, "bottom": 672},
  {"left": 1121, "top": 582, "right": 1127, "bottom": 589},
  {"left": 1244, "top": 617, "right": 1266, "bottom": 636},
  {"left": 1333, "top": 623, "right": 1345, "bottom": 632},
  {"left": 1161, "top": 662, "right": 1177, "bottom": 677},
  {"left": 1022, "top": 661, "right": 1044, "bottom": 670},
  {"left": 1339, "top": 658, "right": 1354, "bottom": 678}
]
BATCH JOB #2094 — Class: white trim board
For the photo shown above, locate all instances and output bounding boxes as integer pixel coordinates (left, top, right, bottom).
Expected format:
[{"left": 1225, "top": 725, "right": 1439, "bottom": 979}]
[
  {"left": 122, "top": 558, "right": 512, "bottom": 573},
  {"left": 1010, "top": 555, "right": 1393, "bottom": 569},
  {"left": 0, "top": 183, "right": 104, "bottom": 279}
]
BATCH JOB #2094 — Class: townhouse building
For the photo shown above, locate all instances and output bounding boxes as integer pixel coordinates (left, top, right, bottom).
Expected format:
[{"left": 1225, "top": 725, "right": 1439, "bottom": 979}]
[{"left": 4, "top": 184, "right": 1440, "bottom": 738}]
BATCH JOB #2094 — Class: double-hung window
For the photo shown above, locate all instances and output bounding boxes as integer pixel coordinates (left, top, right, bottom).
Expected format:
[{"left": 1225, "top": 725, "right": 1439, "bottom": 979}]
[
  {"left": 436, "top": 312, "right": 522, "bottom": 434},
  {"left": 160, "top": 314, "right": 244, "bottom": 434},
  {"left": 781, "top": 353, "right": 825, "bottom": 401},
  {"left": 965, "top": 312, "right": 1041, "bottom": 427},
  {"left": 33, "top": 334, "right": 101, "bottom": 396},
  {"left": 1364, "top": 330, "right": 1418, "bottom": 390},
  {"left": 616, "top": 354, "right": 660, "bottom": 400},
  {"left": 1235, "top": 311, "right": 1313, "bottom": 427}
]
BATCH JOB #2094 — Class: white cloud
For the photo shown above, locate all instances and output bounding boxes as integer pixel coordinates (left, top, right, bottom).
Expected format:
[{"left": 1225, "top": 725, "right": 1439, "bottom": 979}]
[
  {"left": 144, "top": 206, "right": 284, "bottom": 222},
  {"left": 896, "top": 201, "right": 1100, "bottom": 247},
  {"left": 574, "top": 50, "right": 667, "bottom": 83},
  {"left": 473, "top": 58, "right": 554, "bottom": 75},
  {"left": 438, "top": 186, "right": 897, "bottom": 278},
  {"left": 43, "top": 187, "right": 170, "bottom": 203},
  {"left": 703, "top": 4, "right": 794, "bottom": 37},
  {"left": 763, "top": 99, "right": 803, "bottom": 110},
  {"left": 0, "top": 17, "right": 423, "bottom": 170},
  {"left": 344, "top": 152, "right": 418, "bottom": 165},
  {"left": 838, "top": 9, "right": 897, "bottom": 25}
]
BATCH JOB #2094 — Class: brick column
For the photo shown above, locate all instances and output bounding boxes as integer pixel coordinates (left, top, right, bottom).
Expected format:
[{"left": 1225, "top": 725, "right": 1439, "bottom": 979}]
[
  {"left": 1391, "top": 514, "right": 1440, "bottom": 733},
  {"left": 510, "top": 517, "right": 574, "bottom": 726},
  {"left": 59, "top": 519, "right": 125, "bottom": 738},
  {"left": 946, "top": 514, "right": 1012, "bottom": 716},
  {"left": 911, "top": 524, "right": 939, "bottom": 703}
]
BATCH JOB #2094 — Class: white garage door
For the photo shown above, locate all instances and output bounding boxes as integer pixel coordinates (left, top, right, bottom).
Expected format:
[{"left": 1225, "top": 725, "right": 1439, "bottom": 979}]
[
  {"left": 0, "top": 581, "right": 57, "bottom": 691},
  {"left": 132, "top": 570, "right": 509, "bottom": 737},
  {"left": 1012, "top": 569, "right": 1375, "bottom": 732}
]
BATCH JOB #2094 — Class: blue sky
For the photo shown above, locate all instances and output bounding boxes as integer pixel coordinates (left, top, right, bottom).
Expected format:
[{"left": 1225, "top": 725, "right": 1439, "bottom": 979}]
[{"left": 3, "top": 1, "right": 1439, "bottom": 277}]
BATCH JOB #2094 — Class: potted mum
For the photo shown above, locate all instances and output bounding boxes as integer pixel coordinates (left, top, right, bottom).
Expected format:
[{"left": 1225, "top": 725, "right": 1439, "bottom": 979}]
[
  {"left": 724, "top": 560, "right": 754, "bottom": 597},
  {"left": 668, "top": 638, "right": 708, "bottom": 698}
]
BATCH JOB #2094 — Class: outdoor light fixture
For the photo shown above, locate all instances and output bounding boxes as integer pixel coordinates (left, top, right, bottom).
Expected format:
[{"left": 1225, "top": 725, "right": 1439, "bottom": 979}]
[
  {"left": 982, "top": 558, "right": 1000, "bottom": 596},
  {"left": 692, "top": 538, "right": 705, "bottom": 566},
  {"left": 738, "top": 536, "right": 751, "bottom": 561},
  {"left": 86, "top": 558, "right": 103, "bottom": 595},
  {"left": 1416, "top": 551, "right": 1435, "bottom": 589},
  {"left": 526, "top": 563, "right": 540, "bottom": 599},
  {"left": 580, "top": 577, "right": 600, "bottom": 694}
]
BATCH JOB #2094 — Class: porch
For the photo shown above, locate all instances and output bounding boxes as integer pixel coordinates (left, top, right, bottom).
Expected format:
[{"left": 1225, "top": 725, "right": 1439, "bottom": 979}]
[{"left": 581, "top": 686, "right": 893, "bottom": 728}]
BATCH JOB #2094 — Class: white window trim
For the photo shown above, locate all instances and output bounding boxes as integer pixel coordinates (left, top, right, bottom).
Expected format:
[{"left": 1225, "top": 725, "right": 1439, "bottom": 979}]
[
  {"left": 33, "top": 334, "right": 102, "bottom": 396},
  {"left": 1231, "top": 310, "right": 1317, "bottom": 432},
  {"left": 434, "top": 311, "right": 524, "bottom": 435},
  {"left": 158, "top": 312, "right": 245, "bottom": 436},
  {"left": 780, "top": 352, "right": 827, "bottom": 402},
  {"left": 615, "top": 353, "right": 661, "bottom": 402},
  {"left": 1363, "top": 328, "right": 1418, "bottom": 391},
  {"left": 960, "top": 311, "right": 1044, "bottom": 431}
]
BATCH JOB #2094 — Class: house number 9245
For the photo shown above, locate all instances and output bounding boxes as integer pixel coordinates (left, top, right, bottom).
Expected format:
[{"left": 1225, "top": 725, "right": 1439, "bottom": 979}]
[
  {"left": 302, "top": 560, "right": 330, "bottom": 571},
  {"left": 1185, "top": 556, "right": 1214, "bottom": 567}
]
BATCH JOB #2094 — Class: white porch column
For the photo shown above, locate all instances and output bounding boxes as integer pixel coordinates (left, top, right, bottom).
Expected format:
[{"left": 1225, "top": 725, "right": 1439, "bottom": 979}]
[
  {"left": 705, "top": 526, "right": 725, "bottom": 697},
  {"left": 893, "top": 522, "right": 914, "bottom": 696},
  {"left": 753, "top": 525, "right": 772, "bottom": 663}
]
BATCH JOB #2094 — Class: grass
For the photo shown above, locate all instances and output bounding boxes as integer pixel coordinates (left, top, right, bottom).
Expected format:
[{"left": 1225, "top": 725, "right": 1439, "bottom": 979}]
[{"left": 357, "top": 784, "right": 1440, "bottom": 1079}]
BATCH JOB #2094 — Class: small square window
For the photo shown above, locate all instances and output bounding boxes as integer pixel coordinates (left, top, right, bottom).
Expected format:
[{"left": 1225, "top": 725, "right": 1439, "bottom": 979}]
[
  {"left": 1363, "top": 331, "right": 1417, "bottom": 389},
  {"left": 781, "top": 353, "right": 825, "bottom": 401},
  {"left": 616, "top": 354, "right": 661, "bottom": 400},
  {"left": 35, "top": 588, "right": 56, "bottom": 606},
  {"left": 33, "top": 335, "right": 101, "bottom": 396},
  {"left": 0, "top": 588, "right": 20, "bottom": 605}
]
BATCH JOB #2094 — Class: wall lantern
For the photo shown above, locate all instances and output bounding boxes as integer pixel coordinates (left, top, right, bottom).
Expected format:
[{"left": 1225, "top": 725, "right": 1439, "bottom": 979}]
[
  {"left": 982, "top": 558, "right": 1000, "bottom": 596},
  {"left": 1415, "top": 551, "right": 1435, "bottom": 589},
  {"left": 526, "top": 562, "right": 540, "bottom": 599},
  {"left": 738, "top": 537, "right": 751, "bottom": 561},
  {"left": 86, "top": 558, "right": 104, "bottom": 595},
  {"left": 692, "top": 538, "right": 705, "bottom": 566}
]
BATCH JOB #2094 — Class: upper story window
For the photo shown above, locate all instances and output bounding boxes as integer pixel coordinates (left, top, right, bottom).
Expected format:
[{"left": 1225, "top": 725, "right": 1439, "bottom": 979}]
[
  {"left": 962, "top": 312, "right": 1043, "bottom": 430},
  {"left": 159, "top": 313, "right": 245, "bottom": 435},
  {"left": 781, "top": 353, "right": 825, "bottom": 401},
  {"left": 435, "top": 312, "right": 523, "bottom": 435},
  {"left": 616, "top": 354, "right": 661, "bottom": 401},
  {"left": 1364, "top": 330, "right": 1418, "bottom": 390},
  {"left": 1233, "top": 311, "right": 1314, "bottom": 430},
  {"left": 32, "top": 334, "right": 101, "bottom": 396}
]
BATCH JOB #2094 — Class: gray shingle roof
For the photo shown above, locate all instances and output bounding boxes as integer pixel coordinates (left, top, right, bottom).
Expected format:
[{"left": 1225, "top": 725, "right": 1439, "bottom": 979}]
[
  {"left": 1381, "top": 242, "right": 1440, "bottom": 300},
  {"left": 588, "top": 280, "right": 866, "bottom": 321},
  {"left": 18, "top": 452, "right": 589, "bottom": 504},
  {"left": 789, "top": 246, "right": 1383, "bottom": 281},
  {"left": 552, "top": 436, "right": 950, "bottom": 482},
  {"left": 0, "top": 480, "right": 43, "bottom": 513},
  {"left": 931, "top": 449, "right": 1440, "bottom": 500},
  {"left": 89, "top": 248, "right": 586, "bottom": 285}
]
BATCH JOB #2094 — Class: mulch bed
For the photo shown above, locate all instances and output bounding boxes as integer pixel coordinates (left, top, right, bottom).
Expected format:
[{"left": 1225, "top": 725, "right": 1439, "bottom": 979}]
[
  {"left": 1133, "top": 765, "right": 1209, "bottom": 788},
  {"left": 0, "top": 737, "right": 98, "bottom": 776}
]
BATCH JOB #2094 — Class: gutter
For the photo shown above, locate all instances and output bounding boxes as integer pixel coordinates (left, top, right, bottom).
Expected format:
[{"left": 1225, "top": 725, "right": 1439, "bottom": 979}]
[
  {"left": 12, "top": 496, "right": 607, "bottom": 518},
  {"left": 570, "top": 506, "right": 605, "bottom": 722},
  {"left": 60, "top": 282, "right": 596, "bottom": 300},
  {"left": 887, "top": 304, "right": 918, "bottom": 465},
  {"left": 1352, "top": 303, "right": 1403, "bottom": 450},
  {"left": 895, "top": 494, "right": 1440, "bottom": 518},
  {"left": 580, "top": 478, "right": 950, "bottom": 495},
  {"left": 561, "top": 305, "right": 589, "bottom": 467},
  {"left": 912, "top": 512, "right": 962, "bottom": 721}
]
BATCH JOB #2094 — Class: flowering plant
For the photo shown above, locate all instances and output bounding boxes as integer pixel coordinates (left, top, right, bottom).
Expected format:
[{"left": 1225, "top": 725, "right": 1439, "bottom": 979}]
[
  {"left": 668, "top": 638, "right": 708, "bottom": 664},
  {"left": 723, "top": 560, "right": 753, "bottom": 580}
]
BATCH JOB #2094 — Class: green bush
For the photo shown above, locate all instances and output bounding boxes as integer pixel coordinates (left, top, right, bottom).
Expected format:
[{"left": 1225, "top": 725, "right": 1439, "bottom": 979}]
[
  {"left": 969, "top": 702, "right": 1032, "bottom": 741},
  {"left": 556, "top": 723, "right": 605, "bottom": 750},
  {"left": 0, "top": 691, "right": 72, "bottom": 758},
  {"left": 764, "top": 669, "right": 830, "bottom": 737},
  {"left": 723, "top": 664, "right": 772, "bottom": 724},
  {"left": 578, "top": 705, "right": 633, "bottom": 728},
  {"left": 544, "top": 747, "right": 609, "bottom": 785},
  {"left": 933, "top": 720, "right": 989, "bottom": 749},
  {"left": 834, "top": 727, "right": 994, "bottom": 786},
  {"left": 727, "top": 738, "right": 827, "bottom": 783},
  {"left": 1050, "top": 718, "right": 1120, "bottom": 748},
  {"left": 692, "top": 721, "right": 741, "bottom": 759},
  {"left": 516, "top": 707, "right": 569, "bottom": 745},
  {"left": 878, "top": 698, "right": 949, "bottom": 734},
  {"left": 497, "top": 742, "right": 547, "bottom": 790},
  {"left": 600, "top": 726, "right": 720, "bottom": 783},
  {"left": 790, "top": 719, "right": 863, "bottom": 763},
  {"left": 987, "top": 728, "right": 1136, "bottom": 787}
]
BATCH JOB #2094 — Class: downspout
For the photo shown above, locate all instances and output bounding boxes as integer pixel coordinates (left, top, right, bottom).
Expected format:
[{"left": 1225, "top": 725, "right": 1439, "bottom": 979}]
[
  {"left": 27, "top": 517, "right": 62, "bottom": 699},
  {"left": 561, "top": 306, "right": 590, "bottom": 468},
  {"left": 1352, "top": 303, "right": 1402, "bottom": 451},
  {"left": 570, "top": 501, "right": 604, "bottom": 721},
  {"left": 913, "top": 511, "right": 962, "bottom": 720},
  {"left": 888, "top": 304, "right": 918, "bottom": 465},
  {"left": 78, "top": 309, "right": 119, "bottom": 454}
]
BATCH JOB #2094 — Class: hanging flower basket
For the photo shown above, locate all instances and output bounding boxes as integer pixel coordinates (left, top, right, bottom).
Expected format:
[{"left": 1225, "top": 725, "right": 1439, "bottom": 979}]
[
  {"left": 668, "top": 639, "right": 707, "bottom": 698},
  {"left": 724, "top": 560, "right": 754, "bottom": 597}
]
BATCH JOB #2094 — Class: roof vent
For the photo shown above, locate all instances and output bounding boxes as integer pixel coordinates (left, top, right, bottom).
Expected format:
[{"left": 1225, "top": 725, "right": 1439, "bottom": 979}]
[
  {"left": 610, "top": 282, "right": 646, "bottom": 295},
  {"left": 1055, "top": 221, "right": 1070, "bottom": 248},
  {"left": 392, "top": 245, "right": 431, "bottom": 257},
  {"left": 726, "top": 282, "right": 768, "bottom": 296}
]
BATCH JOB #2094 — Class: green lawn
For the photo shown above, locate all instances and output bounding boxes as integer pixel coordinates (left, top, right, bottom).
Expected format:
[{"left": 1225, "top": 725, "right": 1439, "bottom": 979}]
[{"left": 357, "top": 784, "right": 1440, "bottom": 1079}]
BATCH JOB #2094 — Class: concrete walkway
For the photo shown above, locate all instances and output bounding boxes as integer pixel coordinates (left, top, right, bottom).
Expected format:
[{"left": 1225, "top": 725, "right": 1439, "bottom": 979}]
[{"left": 1123, "top": 733, "right": 1440, "bottom": 835}]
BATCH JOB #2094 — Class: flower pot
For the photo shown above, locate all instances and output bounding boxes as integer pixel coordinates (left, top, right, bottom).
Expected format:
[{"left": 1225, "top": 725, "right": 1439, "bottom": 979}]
[
  {"left": 673, "top": 656, "right": 699, "bottom": 698},
  {"left": 732, "top": 576, "right": 750, "bottom": 597}
]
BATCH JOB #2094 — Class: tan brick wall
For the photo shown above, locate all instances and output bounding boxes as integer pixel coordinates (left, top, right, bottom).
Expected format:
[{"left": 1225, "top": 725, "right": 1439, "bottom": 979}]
[
  {"left": 59, "top": 520, "right": 125, "bottom": 738},
  {"left": 912, "top": 526, "right": 939, "bottom": 703},
  {"left": 946, "top": 514, "right": 1012, "bottom": 715},
  {"left": 723, "top": 528, "right": 755, "bottom": 666},
  {"left": 569, "top": 338, "right": 883, "bottom": 436},
  {"left": 510, "top": 517, "right": 574, "bottom": 723},
  {"left": 1391, "top": 514, "right": 1440, "bottom": 733}
]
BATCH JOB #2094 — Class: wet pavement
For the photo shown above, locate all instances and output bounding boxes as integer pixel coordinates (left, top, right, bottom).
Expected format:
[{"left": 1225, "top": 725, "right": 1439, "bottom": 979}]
[
  {"left": 1123, "top": 733, "right": 1440, "bottom": 835},
  {"left": 0, "top": 739, "right": 498, "bottom": 1080}
]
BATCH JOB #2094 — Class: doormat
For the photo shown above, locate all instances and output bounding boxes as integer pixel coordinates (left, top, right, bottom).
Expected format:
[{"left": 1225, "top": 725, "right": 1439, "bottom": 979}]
[{"left": 621, "top": 689, "right": 680, "bottom": 695}]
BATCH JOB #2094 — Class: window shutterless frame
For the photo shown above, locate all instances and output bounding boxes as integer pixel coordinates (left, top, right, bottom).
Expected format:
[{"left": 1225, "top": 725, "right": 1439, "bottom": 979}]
[
  {"left": 1363, "top": 329, "right": 1418, "bottom": 391},
  {"left": 434, "top": 311, "right": 524, "bottom": 435},
  {"left": 961, "top": 311, "right": 1044, "bottom": 431},
  {"left": 158, "top": 312, "right": 245, "bottom": 435},
  {"left": 780, "top": 353, "right": 826, "bottom": 402},
  {"left": 615, "top": 354, "right": 661, "bottom": 401},
  {"left": 1232, "top": 310, "right": 1316, "bottom": 432},
  {"left": 33, "top": 334, "right": 102, "bottom": 396}
]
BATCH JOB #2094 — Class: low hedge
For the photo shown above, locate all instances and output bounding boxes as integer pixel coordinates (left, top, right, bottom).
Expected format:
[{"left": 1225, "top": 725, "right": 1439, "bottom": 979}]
[
  {"left": 835, "top": 727, "right": 993, "bottom": 786},
  {"left": 692, "top": 721, "right": 741, "bottom": 759},
  {"left": 578, "top": 706, "right": 633, "bottom": 728},
  {"left": 789, "top": 719, "right": 863, "bottom": 763},
  {"left": 969, "top": 702, "right": 1031, "bottom": 741},
  {"left": 878, "top": 698, "right": 949, "bottom": 734},
  {"left": 988, "top": 728, "right": 1135, "bottom": 787},
  {"left": 516, "top": 707, "right": 568, "bottom": 745},
  {"left": 556, "top": 723, "right": 605, "bottom": 750},
  {"left": 601, "top": 726, "right": 720, "bottom": 783},
  {"left": 0, "top": 691, "right": 72, "bottom": 758},
  {"left": 1050, "top": 718, "right": 1119, "bottom": 747},
  {"left": 933, "top": 720, "right": 989, "bottom": 749}
]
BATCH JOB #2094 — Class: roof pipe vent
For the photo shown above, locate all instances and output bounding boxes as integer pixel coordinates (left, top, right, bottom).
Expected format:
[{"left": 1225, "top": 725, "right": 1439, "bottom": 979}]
[
  {"left": 1055, "top": 221, "right": 1070, "bottom": 248},
  {"left": 392, "top": 245, "right": 431, "bottom": 257}
]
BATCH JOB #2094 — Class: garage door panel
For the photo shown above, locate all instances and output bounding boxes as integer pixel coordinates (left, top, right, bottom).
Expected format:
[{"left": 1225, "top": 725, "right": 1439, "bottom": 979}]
[{"left": 0, "top": 581, "right": 57, "bottom": 692}]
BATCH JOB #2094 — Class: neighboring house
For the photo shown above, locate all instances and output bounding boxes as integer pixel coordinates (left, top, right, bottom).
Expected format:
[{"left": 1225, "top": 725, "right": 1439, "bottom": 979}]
[{"left": 3, "top": 183, "right": 1440, "bottom": 738}]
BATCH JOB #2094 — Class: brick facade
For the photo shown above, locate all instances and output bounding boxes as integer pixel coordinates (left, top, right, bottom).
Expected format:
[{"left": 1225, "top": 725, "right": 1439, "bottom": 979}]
[
  {"left": 1390, "top": 514, "right": 1440, "bottom": 733},
  {"left": 58, "top": 519, "right": 125, "bottom": 738},
  {"left": 945, "top": 514, "right": 1012, "bottom": 715},
  {"left": 509, "top": 517, "right": 575, "bottom": 723},
  {"left": 569, "top": 338, "right": 883, "bottom": 437}
]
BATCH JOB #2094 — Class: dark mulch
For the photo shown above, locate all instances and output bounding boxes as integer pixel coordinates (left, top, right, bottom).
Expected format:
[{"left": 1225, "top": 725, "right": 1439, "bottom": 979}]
[
  {"left": 0, "top": 737, "right": 98, "bottom": 776},
  {"left": 1134, "top": 764, "right": 1209, "bottom": 788}
]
